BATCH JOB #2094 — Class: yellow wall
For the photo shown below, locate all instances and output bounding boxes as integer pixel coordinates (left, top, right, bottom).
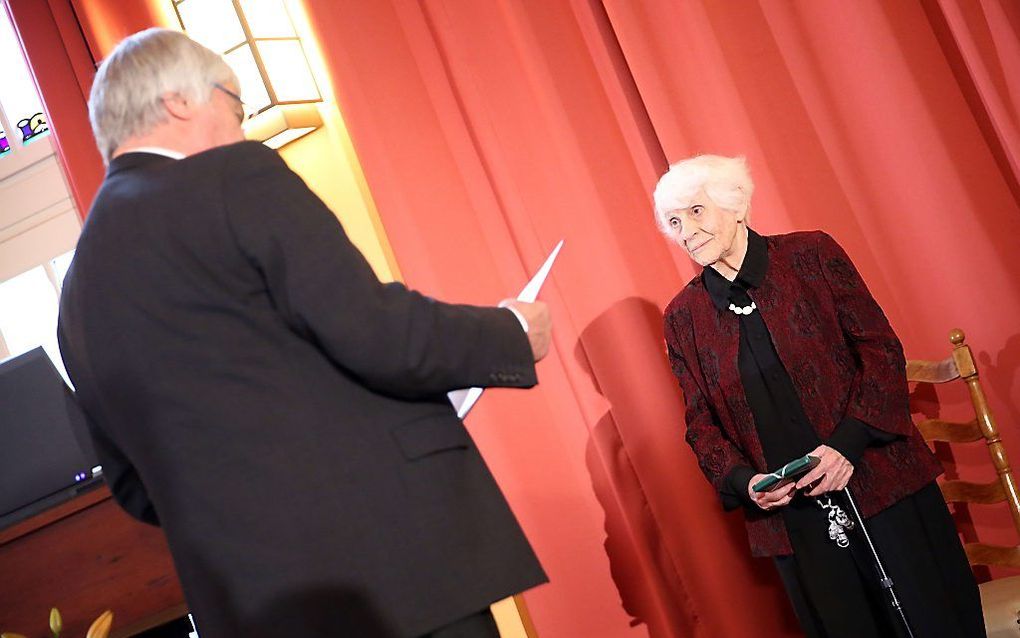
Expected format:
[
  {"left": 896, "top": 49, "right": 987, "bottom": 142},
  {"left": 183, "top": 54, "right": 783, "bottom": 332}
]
[
  {"left": 277, "top": 108, "right": 400, "bottom": 283},
  {"left": 276, "top": 1, "right": 400, "bottom": 284}
]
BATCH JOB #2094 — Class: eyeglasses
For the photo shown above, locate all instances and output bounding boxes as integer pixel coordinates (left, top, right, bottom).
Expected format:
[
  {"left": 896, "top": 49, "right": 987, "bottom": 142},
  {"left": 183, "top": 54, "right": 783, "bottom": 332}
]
[{"left": 213, "top": 83, "right": 252, "bottom": 124}]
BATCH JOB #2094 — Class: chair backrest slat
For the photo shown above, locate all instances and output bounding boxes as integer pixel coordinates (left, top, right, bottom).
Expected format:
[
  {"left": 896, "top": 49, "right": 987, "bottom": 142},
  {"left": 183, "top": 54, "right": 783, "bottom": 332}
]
[
  {"left": 906, "top": 328, "right": 1020, "bottom": 569},
  {"left": 906, "top": 357, "right": 960, "bottom": 384},
  {"left": 940, "top": 479, "right": 1006, "bottom": 505},
  {"left": 916, "top": 418, "right": 982, "bottom": 443},
  {"left": 964, "top": 543, "right": 1020, "bottom": 570}
]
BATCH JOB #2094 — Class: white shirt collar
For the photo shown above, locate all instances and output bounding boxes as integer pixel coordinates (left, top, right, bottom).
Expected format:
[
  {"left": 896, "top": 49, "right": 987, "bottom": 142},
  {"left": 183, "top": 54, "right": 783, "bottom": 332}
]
[{"left": 120, "top": 146, "right": 186, "bottom": 160}]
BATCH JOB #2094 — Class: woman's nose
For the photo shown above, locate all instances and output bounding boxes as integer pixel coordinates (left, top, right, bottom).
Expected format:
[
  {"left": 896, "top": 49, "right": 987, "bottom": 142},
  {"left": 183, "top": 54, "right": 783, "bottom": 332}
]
[{"left": 678, "top": 223, "right": 695, "bottom": 242}]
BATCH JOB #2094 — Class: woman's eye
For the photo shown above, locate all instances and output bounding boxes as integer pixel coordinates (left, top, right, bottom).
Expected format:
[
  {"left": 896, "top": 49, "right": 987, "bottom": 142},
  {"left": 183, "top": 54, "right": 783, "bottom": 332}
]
[
  {"left": 691, "top": 205, "right": 704, "bottom": 215},
  {"left": 669, "top": 218, "right": 681, "bottom": 228}
]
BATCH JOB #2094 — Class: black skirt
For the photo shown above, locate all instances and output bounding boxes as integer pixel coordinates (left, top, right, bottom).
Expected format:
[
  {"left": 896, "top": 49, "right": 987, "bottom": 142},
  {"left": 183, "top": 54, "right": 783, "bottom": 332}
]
[{"left": 773, "top": 482, "right": 986, "bottom": 638}]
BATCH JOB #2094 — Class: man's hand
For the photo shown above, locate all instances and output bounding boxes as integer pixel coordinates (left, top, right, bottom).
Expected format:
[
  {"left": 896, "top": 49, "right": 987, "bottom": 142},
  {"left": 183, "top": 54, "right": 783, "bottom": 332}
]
[
  {"left": 503, "top": 300, "right": 551, "bottom": 362},
  {"left": 749, "top": 475, "right": 796, "bottom": 511},
  {"left": 796, "top": 445, "right": 854, "bottom": 497}
]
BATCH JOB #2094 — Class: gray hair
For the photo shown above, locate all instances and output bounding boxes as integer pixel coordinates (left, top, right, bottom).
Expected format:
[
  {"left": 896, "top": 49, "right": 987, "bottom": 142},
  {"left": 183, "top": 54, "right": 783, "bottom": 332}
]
[
  {"left": 653, "top": 155, "right": 755, "bottom": 233},
  {"left": 89, "top": 28, "right": 238, "bottom": 163}
]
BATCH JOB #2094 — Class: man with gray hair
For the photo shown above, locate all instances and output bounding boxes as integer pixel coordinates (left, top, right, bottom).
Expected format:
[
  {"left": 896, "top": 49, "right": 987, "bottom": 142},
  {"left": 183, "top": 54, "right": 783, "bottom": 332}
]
[{"left": 58, "top": 28, "right": 551, "bottom": 638}]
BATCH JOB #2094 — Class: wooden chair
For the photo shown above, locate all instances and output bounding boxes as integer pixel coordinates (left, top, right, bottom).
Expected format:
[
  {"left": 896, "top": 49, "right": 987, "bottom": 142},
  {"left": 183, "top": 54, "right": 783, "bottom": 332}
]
[{"left": 906, "top": 328, "right": 1020, "bottom": 637}]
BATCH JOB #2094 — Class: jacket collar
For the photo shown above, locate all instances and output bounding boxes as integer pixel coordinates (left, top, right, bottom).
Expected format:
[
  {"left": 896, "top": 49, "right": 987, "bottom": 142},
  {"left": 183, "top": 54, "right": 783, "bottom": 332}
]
[{"left": 106, "top": 151, "right": 177, "bottom": 178}]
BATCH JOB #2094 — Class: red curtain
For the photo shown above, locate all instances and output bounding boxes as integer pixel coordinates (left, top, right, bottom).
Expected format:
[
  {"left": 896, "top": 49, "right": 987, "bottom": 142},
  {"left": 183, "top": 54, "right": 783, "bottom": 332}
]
[
  {"left": 302, "top": 1, "right": 798, "bottom": 635},
  {"left": 924, "top": 0, "right": 1020, "bottom": 203},
  {"left": 20, "top": 0, "right": 1020, "bottom": 635},
  {"left": 67, "top": 0, "right": 163, "bottom": 60},
  {"left": 310, "top": 0, "right": 1020, "bottom": 634}
]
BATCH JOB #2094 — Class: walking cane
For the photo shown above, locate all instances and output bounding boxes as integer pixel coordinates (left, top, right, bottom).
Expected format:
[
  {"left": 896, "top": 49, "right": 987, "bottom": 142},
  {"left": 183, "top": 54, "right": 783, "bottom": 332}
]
[{"left": 842, "top": 487, "right": 916, "bottom": 638}]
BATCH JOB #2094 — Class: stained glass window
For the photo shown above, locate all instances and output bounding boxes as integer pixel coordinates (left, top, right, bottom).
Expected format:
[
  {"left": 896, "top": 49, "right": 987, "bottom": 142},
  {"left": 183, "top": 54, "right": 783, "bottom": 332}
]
[
  {"left": 17, "top": 112, "right": 48, "bottom": 145},
  {"left": 0, "top": 2, "right": 50, "bottom": 158}
]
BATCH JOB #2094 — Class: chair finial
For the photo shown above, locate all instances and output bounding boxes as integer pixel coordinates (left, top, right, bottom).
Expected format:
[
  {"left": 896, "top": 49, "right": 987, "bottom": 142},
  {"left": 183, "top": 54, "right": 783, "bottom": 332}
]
[{"left": 950, "top": 328, "right": 966, "bottom": 346}]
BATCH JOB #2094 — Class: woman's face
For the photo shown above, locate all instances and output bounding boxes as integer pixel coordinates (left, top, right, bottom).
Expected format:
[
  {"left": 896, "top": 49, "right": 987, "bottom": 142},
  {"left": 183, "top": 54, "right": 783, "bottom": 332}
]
[{"left": 663, "top": 189, "right": 745, "bottom": 268}]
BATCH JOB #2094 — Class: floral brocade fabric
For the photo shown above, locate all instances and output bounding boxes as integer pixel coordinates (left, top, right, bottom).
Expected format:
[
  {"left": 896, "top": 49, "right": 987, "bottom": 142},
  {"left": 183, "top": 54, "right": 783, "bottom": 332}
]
[{"left": 663, "top": 231, "right": 942, "bottom": 557}]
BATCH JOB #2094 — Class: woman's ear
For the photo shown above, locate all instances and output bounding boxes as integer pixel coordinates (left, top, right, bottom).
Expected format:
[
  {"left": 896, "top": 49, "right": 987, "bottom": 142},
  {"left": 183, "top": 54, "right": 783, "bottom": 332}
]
[{"left": 737, "top": 192, "right": 751, "bottom": 225}]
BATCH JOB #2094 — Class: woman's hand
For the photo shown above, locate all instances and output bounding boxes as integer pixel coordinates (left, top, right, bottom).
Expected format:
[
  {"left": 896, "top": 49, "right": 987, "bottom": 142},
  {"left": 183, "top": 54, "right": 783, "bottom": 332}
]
[
  {"left": 796, "top": 445, "right": 854, "bottom": 496},
  {"left": 748, "top": 475, "right": 797, "bottom": 511}
]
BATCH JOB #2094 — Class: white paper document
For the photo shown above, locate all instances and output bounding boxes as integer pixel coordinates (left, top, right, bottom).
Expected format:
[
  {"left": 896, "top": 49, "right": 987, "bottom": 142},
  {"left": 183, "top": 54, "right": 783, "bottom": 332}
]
[{"left": 447, "top": 240, "right": 563, "bottom": 419}]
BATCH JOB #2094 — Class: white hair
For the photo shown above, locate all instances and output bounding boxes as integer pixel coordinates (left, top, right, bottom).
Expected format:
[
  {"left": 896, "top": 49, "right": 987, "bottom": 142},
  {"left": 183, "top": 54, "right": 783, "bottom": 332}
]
[
  {"left": 89, "top": 28, "right": 238, "bottom": 163},
  {"left": 652, "top": 155, "right": 755, "bottom": 233}
]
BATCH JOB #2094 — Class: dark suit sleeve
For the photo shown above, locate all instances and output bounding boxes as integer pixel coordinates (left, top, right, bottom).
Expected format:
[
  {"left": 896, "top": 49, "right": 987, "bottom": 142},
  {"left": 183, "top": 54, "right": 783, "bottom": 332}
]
[
  {"left": 57, "top": 324, "right": 160, "bottom": 526},
  {"left": 220, "top": 142, "right": 536, "bottom": 399},
  {"left": 816, "top": 232, "right": 914, "bottom": 437},
  {"left": 665, "top": 313, "right": 755, "bottom": 509},
  {"left": 87, "top": 414, "right": 160, "bottom": 525}
]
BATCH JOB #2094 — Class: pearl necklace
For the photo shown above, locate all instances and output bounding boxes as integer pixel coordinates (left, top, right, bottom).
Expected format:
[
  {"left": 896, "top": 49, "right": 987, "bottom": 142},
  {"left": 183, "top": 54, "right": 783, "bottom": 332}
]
[{"left": 728, "top": 301, "right": 757, "bottom": 315}]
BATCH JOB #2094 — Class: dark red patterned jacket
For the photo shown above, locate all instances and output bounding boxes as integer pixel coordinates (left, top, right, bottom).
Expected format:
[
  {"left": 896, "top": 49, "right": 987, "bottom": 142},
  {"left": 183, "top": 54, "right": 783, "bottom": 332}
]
[{"left": 663, "top": 231, "right": 942, "bottom": 557}]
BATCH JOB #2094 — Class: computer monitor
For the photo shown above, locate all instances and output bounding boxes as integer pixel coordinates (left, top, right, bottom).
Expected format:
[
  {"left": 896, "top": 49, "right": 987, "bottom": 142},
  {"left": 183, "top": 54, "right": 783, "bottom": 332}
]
[{"left": 0, "top": 347, "right": 101, "bottom": 528}]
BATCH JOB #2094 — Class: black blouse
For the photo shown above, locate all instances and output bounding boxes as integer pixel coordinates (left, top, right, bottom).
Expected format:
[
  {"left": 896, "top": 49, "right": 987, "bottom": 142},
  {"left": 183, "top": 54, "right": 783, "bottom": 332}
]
[{"left": 701, "top": 229, "right": 892, "bottom": 509}]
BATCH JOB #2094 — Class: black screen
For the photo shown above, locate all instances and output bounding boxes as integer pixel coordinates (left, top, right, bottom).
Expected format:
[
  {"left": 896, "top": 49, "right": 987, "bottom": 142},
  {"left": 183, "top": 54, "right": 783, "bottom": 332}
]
[{"left": 0, "top": 347, "right": 99, "bottom": 519}]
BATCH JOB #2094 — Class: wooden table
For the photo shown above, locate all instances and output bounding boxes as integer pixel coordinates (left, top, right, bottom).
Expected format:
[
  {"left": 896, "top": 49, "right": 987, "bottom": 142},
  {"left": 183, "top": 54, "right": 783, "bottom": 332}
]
[{"left": 0, "top": 487, "right": 186, "bottom": 638}]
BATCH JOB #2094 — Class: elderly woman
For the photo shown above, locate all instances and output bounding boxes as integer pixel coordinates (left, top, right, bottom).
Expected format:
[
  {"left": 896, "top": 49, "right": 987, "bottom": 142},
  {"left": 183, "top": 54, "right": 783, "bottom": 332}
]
[{"left": 657, "top": 155, "right": 985, "bottom": 637}]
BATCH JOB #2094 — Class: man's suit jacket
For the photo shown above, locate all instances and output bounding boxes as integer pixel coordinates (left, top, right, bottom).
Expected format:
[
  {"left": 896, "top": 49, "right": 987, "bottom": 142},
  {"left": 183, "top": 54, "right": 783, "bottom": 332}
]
[
  {"left": 663, "top": 231, "right": 942, "bottom": 557},
  {"left": 57, "top": 142, "right": 546, "bottom": 637}
]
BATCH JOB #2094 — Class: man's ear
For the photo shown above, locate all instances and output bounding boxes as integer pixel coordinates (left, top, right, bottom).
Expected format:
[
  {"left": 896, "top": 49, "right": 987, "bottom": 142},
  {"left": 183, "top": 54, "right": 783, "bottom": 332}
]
[{"left": 161, "top": 92, "right": 193, "bottom": 121}]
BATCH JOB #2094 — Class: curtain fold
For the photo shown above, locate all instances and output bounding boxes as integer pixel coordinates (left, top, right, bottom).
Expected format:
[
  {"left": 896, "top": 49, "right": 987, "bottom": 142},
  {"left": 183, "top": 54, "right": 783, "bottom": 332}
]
[{"left": 924, "top": 0, "right": 1020, "bottom": 204}]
